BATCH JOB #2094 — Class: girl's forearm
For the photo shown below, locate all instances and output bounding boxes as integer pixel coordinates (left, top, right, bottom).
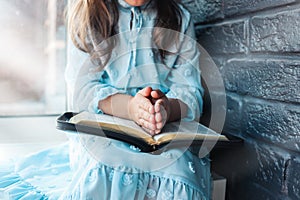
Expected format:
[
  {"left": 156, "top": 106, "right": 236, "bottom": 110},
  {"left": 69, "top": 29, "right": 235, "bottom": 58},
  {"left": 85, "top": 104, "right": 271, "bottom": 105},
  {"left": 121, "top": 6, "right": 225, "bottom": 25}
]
[
  {"left": 168, "top": 98, "right": 188, "bottom": 122},
  {"left": 98, "top": 94, "right": 188, "bottom": 123},
  {"left": 98, "top": 94, "right": 133, "bottom": 119}
]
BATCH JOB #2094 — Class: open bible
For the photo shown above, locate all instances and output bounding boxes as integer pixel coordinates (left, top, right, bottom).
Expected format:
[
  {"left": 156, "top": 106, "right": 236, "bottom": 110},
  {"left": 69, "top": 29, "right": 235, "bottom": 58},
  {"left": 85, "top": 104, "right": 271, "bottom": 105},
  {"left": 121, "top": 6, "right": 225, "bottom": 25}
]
[{"left": 56, "top": 111, "right": 234, "bottom": 152}]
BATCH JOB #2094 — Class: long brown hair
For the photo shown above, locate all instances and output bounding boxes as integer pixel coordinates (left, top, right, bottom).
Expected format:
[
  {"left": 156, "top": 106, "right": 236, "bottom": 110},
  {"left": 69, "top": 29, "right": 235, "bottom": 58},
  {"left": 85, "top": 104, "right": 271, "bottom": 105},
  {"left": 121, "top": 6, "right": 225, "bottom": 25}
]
[{"left": 68, "top": 0, "right": 183, "bottom": 67}]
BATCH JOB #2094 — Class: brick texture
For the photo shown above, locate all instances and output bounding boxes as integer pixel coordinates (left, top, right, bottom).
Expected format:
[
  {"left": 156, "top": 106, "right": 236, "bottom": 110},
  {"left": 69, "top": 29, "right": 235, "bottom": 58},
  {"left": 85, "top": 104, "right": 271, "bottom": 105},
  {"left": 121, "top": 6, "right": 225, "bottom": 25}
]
[
  {"left": 222, "top": 93, "right": 243, "bottom": 135},
  {"left": 250, "top": 10, "right": 300, "bottom": 52},
  {"left": 188, "top": 0, "right": 300, "bottom": 199},
  {"left": 211, "top": 139, "right": 299, "bottom": 199},
  {"left": 196, "top": 22, "right": 247, "bottom": 55},
  {"left": 289, "top": 156, "right": 300, "bottom": 200},
  {"left": 224, "top": 0, "right": 296, "bottom": 17},
  {"left": 222, "top": 60, "right": 300, "bottom": 103},
  {"left": 182, "top": 0, "right": 223, "bottom": 23},
  {"left": 243, "top": 99, "right": 300, "bottom": 152}
]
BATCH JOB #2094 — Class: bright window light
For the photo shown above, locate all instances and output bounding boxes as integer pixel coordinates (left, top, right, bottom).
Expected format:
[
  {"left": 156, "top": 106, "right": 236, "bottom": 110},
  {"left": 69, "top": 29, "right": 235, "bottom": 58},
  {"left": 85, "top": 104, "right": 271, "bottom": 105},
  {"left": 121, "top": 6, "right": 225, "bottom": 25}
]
[{"left": 0, "top": 0, "right": 67, "bottom": 116}]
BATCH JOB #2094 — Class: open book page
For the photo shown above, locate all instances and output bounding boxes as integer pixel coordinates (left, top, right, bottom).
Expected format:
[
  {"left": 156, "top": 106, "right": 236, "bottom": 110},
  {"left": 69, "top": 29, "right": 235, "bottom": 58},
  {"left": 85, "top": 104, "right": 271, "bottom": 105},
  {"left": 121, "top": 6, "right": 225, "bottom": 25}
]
[
  {"left": 69, "top": 111, "right": 154, "bottom": 143},
  {"left": 69, "top": 112, "right": 228, "bottom": 146},
  {"left": 153, "top": 121, "right": 228, "bottom": 144}
]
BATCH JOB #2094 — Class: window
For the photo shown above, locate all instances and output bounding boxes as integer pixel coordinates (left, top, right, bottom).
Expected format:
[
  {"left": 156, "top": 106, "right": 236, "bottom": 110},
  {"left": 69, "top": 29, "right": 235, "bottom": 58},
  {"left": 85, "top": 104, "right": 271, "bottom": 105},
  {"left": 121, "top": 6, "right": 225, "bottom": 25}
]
[{"left": 0, "top": 0, "right": 67, "bottom": 116}]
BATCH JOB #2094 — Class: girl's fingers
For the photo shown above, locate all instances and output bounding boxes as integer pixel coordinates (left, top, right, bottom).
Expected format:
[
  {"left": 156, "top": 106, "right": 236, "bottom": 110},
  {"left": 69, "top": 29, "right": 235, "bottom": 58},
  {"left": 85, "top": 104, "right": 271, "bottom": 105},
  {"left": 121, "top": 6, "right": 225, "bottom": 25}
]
[
  {"left": 132, "top": 88, "right": 170, "bottom": 135},
  {"left": 155, "top": 121, "right": 164, "bottom": 130},
  {"left": 155, "top": 104, "right": 167, "bottom": 130},
  {"left": 137, "top": 93, "right": 155, "bottom": 114},
  {"left": 155, "top": 110, "right": 162, "bottom": 122},
  {"left": 138, "top": 108, "right": 155, "bottom": 124},
  {"left": 154, "top": 99, "right": 163, "bottom": 113},
  {"left": 150, "top": 89, "right": 165, "bottom": 99},
  {"left": 138, "top": 87, "right": 152, "bottom": 97},
  {"left": 141, "top": 123, "right": 162, "bottom": 136},
  {"left": 139, "top": 118, "right": 156, "bottom": 132},
  {"left": 142, "top": 126, "right": 155, "bottom": 136},
  {"left": 155, "top": 111, "right": 165, "bottom": 129}
]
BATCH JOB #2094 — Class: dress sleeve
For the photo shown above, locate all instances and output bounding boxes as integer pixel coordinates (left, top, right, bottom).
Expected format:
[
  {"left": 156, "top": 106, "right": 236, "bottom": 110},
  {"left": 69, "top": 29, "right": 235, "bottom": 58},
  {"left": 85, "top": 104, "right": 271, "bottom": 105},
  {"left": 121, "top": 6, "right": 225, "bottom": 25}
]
[
  {"left": 65, "top": 40, "right": 122, "bottom": 113},
  {"left": 165, "top": 10, "right": 204, "bottom": 121}
]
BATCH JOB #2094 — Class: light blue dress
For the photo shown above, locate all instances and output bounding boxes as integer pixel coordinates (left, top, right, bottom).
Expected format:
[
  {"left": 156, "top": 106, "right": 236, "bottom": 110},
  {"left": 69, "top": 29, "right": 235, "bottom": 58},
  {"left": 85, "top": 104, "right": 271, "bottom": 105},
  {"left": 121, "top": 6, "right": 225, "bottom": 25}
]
[{"left": 0, "top": 1, "right": 211, "bottom": 199}]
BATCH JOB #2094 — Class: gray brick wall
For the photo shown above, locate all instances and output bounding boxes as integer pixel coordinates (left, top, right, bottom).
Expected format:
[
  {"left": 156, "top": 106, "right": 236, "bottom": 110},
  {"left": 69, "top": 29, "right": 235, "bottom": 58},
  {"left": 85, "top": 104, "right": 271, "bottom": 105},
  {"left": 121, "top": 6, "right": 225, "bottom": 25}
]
[{"left": 182, "top": 0, "right": 300, "bottom": 199}]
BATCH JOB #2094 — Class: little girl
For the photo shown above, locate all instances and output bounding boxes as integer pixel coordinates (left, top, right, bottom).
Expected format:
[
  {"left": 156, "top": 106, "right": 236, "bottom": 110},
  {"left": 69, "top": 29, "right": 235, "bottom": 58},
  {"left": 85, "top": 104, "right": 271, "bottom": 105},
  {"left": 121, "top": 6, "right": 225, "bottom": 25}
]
[
  {"left": 0, "top": 0, "right": 211, "bottom": 199},
  {"left": 65, "top": 0, "right": 211, "bottom": 199}
]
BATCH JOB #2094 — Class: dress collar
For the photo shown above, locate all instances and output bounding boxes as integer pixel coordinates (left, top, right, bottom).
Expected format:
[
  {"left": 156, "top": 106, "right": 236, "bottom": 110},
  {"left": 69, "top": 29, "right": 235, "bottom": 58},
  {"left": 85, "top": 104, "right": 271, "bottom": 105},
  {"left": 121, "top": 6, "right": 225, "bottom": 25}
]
[{"left": 117, "top": 0, "right": 131, "bottom": 8}]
